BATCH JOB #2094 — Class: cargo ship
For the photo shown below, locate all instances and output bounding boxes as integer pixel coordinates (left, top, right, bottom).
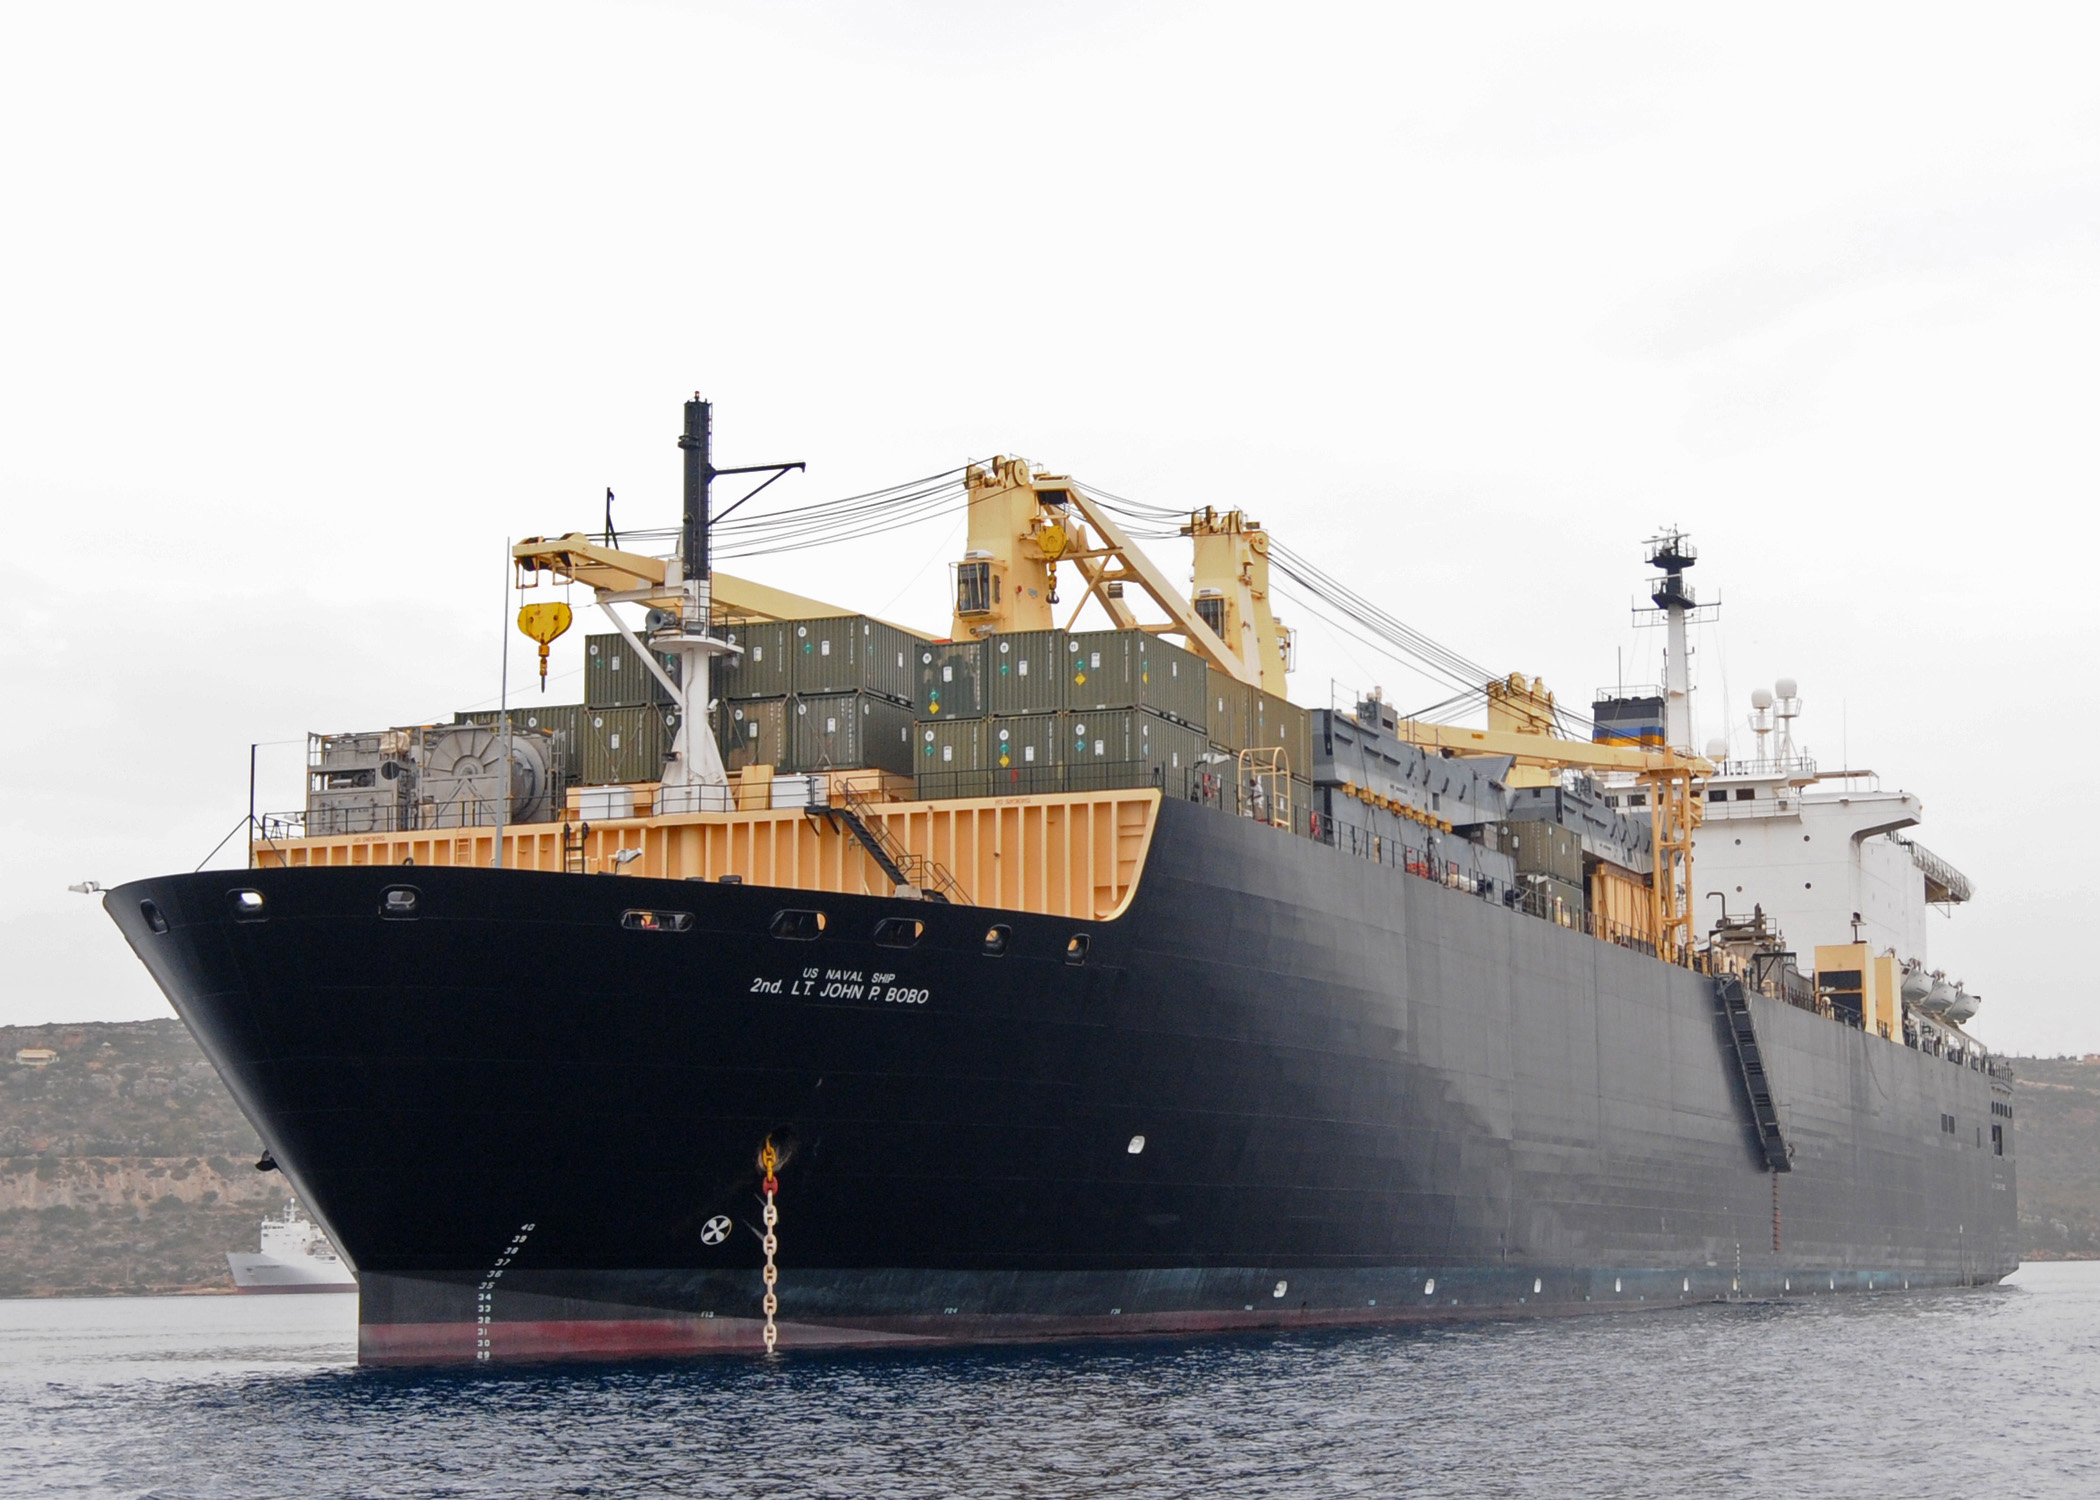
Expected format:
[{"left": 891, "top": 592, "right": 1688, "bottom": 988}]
[{"left": 107, "top": 399, "right": 2015, "bottom": 1364}]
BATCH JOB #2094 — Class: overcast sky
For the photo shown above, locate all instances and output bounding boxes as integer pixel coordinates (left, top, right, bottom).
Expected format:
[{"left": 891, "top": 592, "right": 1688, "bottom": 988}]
[{"left": 3, "top": 3, "right": 2095, "bottom": 1052}]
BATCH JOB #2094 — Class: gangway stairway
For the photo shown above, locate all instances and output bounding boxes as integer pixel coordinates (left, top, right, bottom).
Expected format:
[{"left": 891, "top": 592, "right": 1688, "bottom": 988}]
[
  {"left": 1716, "top": 975, "right": 1793, "bottom": 1172},
  {"left": 805, "top": 784, "right": 969, "bottom": 905}
]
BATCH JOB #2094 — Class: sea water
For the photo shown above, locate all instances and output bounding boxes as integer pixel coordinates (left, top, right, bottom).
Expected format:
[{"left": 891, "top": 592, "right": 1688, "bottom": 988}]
[{"left": 2, "top": 1264, "right": 2095, "bottom": 1498}]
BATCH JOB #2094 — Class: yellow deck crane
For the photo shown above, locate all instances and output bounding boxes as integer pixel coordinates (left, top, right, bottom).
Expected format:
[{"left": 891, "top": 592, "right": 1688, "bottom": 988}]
[
  {"left": 1380, "top": 677, "right": 1712, "bottom": 964},
  {"left": 945, "top": 457, "right": 1268, "bottom": 687}
]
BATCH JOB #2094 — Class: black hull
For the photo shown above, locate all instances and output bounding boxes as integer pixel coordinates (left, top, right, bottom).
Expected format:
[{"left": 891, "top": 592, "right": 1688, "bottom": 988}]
[{"left": 109, "top": 799, "right": 2017, "bottom": 1363}]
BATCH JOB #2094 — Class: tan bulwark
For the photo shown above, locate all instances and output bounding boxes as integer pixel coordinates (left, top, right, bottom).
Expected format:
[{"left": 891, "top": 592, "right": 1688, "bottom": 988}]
[{"left": 255, "top": 786, "right": 1164, "bottom": 924}]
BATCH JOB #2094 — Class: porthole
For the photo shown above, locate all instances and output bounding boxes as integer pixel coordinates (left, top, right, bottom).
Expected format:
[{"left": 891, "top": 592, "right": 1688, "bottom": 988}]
[
  {"left": 228, "top": 889, "right": 266, "bottom": 923},
  {"left": 139, "top": 900, "right": 169, "bottom": 935},
  {"left": 769, "top": 909, "right": 827, "bottom": 941},
  {"left": 874, "top": 917, "right": 924, "bottom": 949},
  {"left": 379, "top": 886, "right": 421, "bottom": 921},
  {"left": 621, "top": 909, "right": 693, "bottom": 933},
  {"left": 1127, "top": 1135, "right": 1146, "bottom": 1154},
  {"left": 1065, "top": 933, "right": 1091, "bottom": 966},
  {"left": 982, "top": 924, "right": 1011, "bottom": 957}
]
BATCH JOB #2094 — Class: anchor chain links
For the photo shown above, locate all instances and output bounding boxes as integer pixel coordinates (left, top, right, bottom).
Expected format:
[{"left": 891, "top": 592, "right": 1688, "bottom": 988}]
[{"left": 759, "top": 1139, "right": 782, "bottom": 1352}]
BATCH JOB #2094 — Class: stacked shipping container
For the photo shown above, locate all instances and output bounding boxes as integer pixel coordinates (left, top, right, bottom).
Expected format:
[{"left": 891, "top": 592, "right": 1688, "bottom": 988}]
[
  {"left": 715, "top": 614, "right": 921, "bottom": 778},
  {"left": 907, "top": 626, "right": 1306, "bottom": 810}
]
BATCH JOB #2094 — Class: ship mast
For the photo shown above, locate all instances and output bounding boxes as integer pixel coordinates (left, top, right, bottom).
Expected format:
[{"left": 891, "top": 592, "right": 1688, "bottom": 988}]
[
  {"left": 649, "top": 399, "right": 804, "bottom": 807},
  {"left": 1647, "top": 530, "right": 1698, "bottom": 754}
]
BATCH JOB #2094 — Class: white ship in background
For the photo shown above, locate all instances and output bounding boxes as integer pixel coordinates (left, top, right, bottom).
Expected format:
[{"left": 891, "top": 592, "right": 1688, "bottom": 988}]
[{"left": 227, "top": 1204, "right": 357, "bottom": 1293}]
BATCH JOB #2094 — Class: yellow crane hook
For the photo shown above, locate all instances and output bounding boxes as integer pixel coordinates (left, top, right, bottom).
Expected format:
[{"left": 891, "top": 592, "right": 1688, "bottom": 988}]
[{"left": 516, "top": 602, "right": 573, "bottom": 691}]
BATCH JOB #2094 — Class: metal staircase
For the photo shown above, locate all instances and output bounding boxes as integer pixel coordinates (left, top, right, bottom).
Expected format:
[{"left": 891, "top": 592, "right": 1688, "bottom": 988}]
[
  {"left": 1716, "top": 975, "right": 1792, "bottom": 1172},
  {"left": 807, "top": 783, "right": 970, "bottom": 905}
]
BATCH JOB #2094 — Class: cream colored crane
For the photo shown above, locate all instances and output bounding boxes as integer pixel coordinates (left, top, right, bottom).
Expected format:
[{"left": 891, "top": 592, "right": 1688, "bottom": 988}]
[{"left": 946, "top": 458, "right": 1266, "bottom": 687}]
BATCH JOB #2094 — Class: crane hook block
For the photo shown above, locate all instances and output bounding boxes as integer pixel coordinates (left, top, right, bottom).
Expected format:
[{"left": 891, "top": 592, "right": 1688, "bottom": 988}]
[{"left": 517, "top": 602, "right": 574, "bottom": 689}]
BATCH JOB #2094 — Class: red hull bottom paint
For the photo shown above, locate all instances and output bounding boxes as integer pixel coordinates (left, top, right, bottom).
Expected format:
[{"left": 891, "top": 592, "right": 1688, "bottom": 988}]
[
  {"left": 360, "top": 1317, "right": 933, "bottom": 1364},
  {"left": 358, "top": 1302, "right": 1663, "bottom": 1365}
]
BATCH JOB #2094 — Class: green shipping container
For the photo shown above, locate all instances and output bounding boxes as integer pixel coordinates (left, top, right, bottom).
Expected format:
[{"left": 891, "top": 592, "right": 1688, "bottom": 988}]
[
  {"left": 987, "top": 713, "right": 1062, "bottom": 773},
  {"left": 718, "top": 697, "right": 789, "bottom": 772},
  {"left": 583, "top": 705, "right": 678, "bottom": 785},
  {"left": 1500, "top": 820, "right": 1584, "bottom": 885},
  {"left": 584, "top": 633, "right": 678, "bottom": 709},
  {"left": 985, "top": 629, "right": 1067, "bottom": 715},
  {"left": 916, "top": 639, "right": 988, "bottom": 721},
  {"left": 915, "top": 716, "right": 986, "bottom": 776},
  {"left": 1251, "top": 691, "right": 1314, "bottom": 780},
  {"left": 1205, "top": 668, "right": 1254, "bottom": 751},
  {"left": 788, "top": 616, "right": 917, "bottom": 705},
  {"left": 1064, "top": 708, "right": 1209, "bottom": 786},
  {"left": 717, "top": 620, "right": 792, "bottom": 701},
  {"left": 790, "top": 691, "right": 917, "bottom": 775},
  {"left": 1064, "top": 630, "right": 1208, "bottom": 731}
]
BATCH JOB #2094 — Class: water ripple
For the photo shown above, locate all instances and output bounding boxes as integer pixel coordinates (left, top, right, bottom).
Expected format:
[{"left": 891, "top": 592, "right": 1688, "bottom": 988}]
[{"left": 2, "top": 1265, "right": 2094, "bottom": 1499}]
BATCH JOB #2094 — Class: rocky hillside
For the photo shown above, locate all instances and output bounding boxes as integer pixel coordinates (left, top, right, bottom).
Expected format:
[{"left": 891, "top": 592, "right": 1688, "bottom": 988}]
[
  {"left": 3, "top": 1020, "right": 2097, "bottom": 1295},
  {"left": 0, "top": 1020, "right": 282, "bottom": 1296},
  {"left": 2005, "top": 1054, "right": 2100, "bottom": 1258}
]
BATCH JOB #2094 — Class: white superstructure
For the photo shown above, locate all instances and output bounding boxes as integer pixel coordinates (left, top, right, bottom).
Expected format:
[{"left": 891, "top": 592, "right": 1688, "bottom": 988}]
[
  {"left": 226, "top": 1203, "right": 356, "bottom": 1293},
  {"left": 1603, "top": 680, "right": 1980, "bottom": 1037}
]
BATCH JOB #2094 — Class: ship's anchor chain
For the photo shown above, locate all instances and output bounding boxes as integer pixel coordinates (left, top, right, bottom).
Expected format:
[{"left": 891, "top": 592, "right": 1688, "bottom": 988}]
[{"left": 759, "top": 1138, "right": 782, "bottom": 1353}]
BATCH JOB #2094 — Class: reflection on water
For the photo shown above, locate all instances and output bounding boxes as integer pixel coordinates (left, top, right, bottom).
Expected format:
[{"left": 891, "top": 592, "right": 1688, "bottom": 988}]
[{"left": 3, "top": 1267, "right": 2097, "bottom": 1499}]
